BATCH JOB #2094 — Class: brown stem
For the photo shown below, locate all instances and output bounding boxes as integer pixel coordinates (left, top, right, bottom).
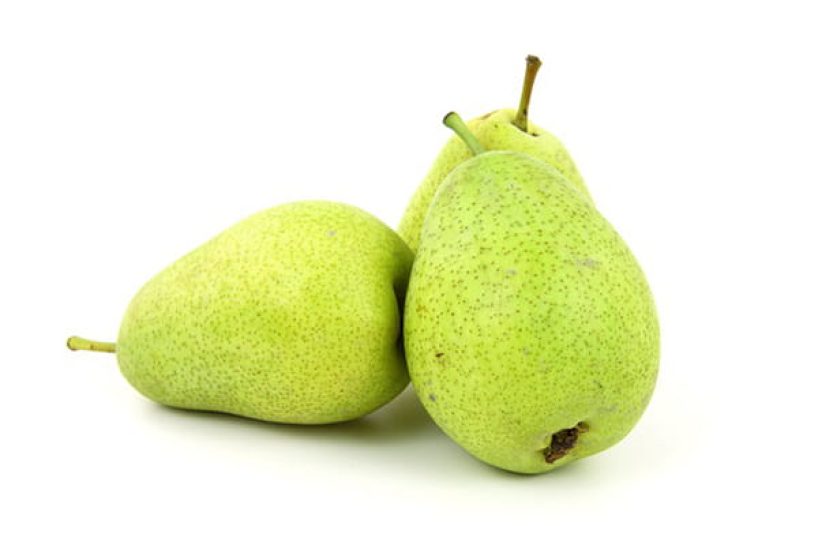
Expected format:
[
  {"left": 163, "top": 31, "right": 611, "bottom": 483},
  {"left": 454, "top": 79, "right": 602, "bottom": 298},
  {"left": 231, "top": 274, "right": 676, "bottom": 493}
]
[{"left": 512, "top": 55, "right": 542, "bottom": 132}]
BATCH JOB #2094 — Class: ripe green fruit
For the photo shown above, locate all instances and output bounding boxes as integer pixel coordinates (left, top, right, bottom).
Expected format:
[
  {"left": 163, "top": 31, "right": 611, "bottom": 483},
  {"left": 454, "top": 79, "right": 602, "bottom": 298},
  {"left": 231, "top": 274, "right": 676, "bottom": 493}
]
[
  {"left": 403, "top": 113, "right": 659, "bottom": 474},
  {"left": 68, "top": 201, "right": 413, "bottom": 424},
  {"left": 398, "top": 55, "right": 591, "bottom": 252}
]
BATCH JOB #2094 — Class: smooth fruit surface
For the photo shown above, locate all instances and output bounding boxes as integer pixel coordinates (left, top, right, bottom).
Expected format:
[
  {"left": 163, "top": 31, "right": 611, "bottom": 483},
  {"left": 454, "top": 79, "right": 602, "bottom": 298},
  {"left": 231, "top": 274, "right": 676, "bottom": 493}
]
[
  {"left": 117, "top": 201, "right": 413, "bottom": 424},
  {"left": 404, "top": 152, "right": 659, "bottom": 473}
]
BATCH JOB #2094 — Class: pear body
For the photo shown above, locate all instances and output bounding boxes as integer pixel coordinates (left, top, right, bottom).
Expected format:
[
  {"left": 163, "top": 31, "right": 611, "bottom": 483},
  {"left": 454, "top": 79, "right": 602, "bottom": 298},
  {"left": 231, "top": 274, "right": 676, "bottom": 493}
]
[
  {"left": 398, "top": 109, "right": 590, "bottom": 252},
  {"left": 404, "top": 152, "right": 659, "bottom": 473},
  {"left": 117, "top": 201, "right": 413, "bottom": 424}
]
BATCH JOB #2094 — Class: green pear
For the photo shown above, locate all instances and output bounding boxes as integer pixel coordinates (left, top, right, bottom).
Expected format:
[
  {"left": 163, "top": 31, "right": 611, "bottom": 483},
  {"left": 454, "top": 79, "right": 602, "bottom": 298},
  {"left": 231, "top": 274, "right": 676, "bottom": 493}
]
[
  {"left": 68, "top": 201, "right": 413, "bottom": 424},
  {"left": 404, "top": 114, "right": 659, "bottom": 474},
  {"left": 398, "top": 55, "right": 591, "bottom": 252}
]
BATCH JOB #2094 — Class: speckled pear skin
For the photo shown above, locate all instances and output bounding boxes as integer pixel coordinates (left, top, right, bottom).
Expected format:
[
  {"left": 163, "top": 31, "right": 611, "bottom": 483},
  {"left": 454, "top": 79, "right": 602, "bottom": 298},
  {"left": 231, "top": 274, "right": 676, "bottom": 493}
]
[
  {"left": 404, "top": 152, "right": 659, "bottom": 474},
  {"left": 398, "top": 109, "right": 590, "bottom": 252},
  {"left": 116, "top": 201, "right": 413, "bottom": 424}
]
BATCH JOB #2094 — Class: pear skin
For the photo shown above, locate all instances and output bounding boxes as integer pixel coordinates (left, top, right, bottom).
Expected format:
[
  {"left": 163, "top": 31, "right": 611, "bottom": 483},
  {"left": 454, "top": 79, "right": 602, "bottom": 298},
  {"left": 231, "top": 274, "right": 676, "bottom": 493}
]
[
  {"left": 404, "top": 115, "right": 659, "bottom": 474},
  {"left": 70, "top": 201, "right": 413, "bottom": 424}
]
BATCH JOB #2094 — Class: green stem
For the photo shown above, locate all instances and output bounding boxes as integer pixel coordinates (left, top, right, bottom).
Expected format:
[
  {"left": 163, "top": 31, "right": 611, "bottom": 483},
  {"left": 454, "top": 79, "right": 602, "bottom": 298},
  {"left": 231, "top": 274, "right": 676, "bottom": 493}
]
[
  {"left": 67, "top": 336, "right": 116, "bottom": 353},
  {"left": 443, "top": 112, "right": 485, "bottom": 156},
  {"left": 512, "top": 54, "right": 542, "bottom": 132}
]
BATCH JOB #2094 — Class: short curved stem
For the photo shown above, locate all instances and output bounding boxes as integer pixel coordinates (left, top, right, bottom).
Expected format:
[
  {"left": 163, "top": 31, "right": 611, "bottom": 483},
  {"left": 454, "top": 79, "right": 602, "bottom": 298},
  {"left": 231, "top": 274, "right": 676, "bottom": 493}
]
[
  {"left": 443, "top": 112, "right": 485, "bottom": 156},
  {"left": 67, "top": 336, "right": 116, "bottom": 353}
]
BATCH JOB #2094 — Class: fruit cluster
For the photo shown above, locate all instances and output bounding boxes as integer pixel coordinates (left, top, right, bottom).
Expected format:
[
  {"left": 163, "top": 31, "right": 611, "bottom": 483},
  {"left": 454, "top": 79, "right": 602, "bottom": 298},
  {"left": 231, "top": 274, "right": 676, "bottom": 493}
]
[{"left": 68, "top": 56, "right": 659, "bottom": 474}]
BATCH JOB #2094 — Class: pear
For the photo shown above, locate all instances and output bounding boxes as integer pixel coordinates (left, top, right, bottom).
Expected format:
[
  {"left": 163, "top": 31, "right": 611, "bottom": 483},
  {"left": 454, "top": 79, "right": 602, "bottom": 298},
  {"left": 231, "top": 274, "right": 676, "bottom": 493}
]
[
  {"left": 403, "top": 114, "right": 659, "bottom": 474},
  {"left": 68, "top": 201, "right": 413, "bottom": 424},
  {"left": 398, "top": 55, "right": 591, "bottom": 252}
]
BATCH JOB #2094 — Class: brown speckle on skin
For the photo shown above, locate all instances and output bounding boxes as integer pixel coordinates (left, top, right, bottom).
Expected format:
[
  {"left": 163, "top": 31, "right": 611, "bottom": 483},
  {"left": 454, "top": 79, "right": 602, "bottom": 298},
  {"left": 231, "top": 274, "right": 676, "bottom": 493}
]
[{"left": 575, "top": 257, "right": 601, "bottom": 268}]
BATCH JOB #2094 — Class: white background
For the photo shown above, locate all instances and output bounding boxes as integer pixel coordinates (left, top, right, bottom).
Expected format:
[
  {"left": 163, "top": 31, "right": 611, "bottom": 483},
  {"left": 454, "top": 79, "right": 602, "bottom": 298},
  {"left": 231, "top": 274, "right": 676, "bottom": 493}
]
[{"left": 1, "top": 1, "right": 816, "bottom": 543}]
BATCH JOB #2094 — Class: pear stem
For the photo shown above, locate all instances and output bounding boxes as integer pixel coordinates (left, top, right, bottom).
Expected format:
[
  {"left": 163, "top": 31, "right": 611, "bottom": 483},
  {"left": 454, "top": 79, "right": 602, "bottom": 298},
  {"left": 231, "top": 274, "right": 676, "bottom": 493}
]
[
  {"left": 67, "top": 336, "right": 116, "bottom": 353},
  {"left": 443, "top": 112, "right": 485, "bottom": 156},
  {"left": 512, "top": 55, "right": 542, "bottom": 132}
]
